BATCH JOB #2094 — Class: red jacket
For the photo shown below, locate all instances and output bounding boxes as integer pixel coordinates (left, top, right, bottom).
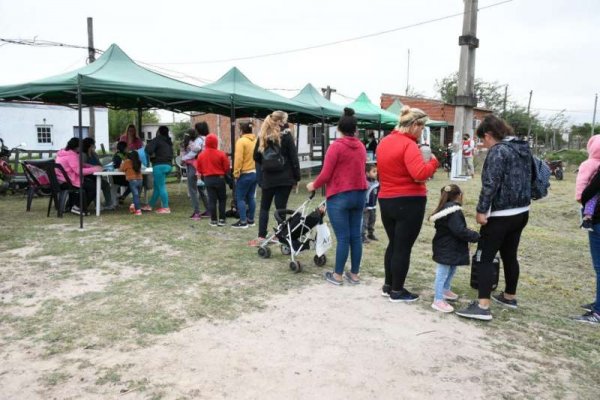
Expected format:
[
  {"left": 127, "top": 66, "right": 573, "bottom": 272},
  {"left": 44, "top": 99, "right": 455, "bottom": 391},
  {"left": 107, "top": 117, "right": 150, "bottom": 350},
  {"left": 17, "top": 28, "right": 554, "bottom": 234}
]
[
  {"left": 376, "top": 130, "right": 439, "bottom": 198},
  {"left": 313, "top": 136, "right": 368, "bottom": 198},
  {"left": 196, "top": 134, "right": 230, "bottom": 177}
]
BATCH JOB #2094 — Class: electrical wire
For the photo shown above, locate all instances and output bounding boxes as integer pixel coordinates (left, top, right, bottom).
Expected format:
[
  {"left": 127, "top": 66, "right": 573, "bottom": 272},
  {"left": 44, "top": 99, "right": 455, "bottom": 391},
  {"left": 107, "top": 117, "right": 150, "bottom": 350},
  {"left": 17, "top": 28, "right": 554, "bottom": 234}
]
[{"left": 149, "top": 0, "right": 514, "bottom": 65}]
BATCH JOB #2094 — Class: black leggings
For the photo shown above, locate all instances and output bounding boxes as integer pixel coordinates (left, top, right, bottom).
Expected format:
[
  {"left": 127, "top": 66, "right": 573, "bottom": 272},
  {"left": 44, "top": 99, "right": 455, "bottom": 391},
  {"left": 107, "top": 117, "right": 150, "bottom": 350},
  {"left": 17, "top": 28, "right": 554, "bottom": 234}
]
[
  {"left": 379, "top": 196, "right": 427, "bottom": 291},
  {"left": 204, "top": 176, "right": 227, "bottom": 221},
  {"left": 476, "top": 212, "right": 529, "bottom": 299},
  {"left": 258, "top": 185, "right": 292, "bottom": 238}
]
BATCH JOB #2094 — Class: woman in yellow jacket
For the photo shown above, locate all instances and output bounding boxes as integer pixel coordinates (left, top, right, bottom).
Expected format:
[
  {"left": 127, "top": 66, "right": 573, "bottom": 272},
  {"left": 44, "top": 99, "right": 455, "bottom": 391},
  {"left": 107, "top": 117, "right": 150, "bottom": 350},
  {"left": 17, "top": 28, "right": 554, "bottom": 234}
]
[{"left": 231, "top": 121, "right": 257, "bottom": 228}]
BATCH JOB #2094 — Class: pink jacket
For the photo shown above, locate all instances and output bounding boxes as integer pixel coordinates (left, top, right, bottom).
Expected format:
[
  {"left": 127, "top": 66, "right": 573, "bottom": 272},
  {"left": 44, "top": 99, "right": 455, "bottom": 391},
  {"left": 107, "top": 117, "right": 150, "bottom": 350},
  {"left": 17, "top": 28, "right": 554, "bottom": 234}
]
[
  {"left": 576, "top": 135, "right": 600, "bottom": 201},
  {"left": 55, "top": 149, "right": 98, "bottom": 187}
]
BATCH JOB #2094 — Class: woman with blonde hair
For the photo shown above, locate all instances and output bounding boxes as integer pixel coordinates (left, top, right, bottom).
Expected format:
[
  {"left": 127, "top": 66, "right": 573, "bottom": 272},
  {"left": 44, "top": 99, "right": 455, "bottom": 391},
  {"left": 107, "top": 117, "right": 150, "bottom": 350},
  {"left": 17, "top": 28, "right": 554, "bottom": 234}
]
[
  {"left": 251, "top": 111, "right": 301, "bottom": 246},
  {"left": 376, "top": 106, "right": 439, "bottom": 302},
  {"left": 119, "top": 124, "right": 144, "bottom": 151}
]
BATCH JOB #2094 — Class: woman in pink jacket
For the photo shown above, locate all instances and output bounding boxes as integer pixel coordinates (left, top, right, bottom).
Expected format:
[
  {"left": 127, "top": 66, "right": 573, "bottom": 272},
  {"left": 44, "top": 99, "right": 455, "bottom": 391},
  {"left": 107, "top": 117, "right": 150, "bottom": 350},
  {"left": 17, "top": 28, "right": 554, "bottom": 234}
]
[
  {"left": 306, "top": 108, "right": 368, "bottom": 285},
  {"left": 55, "top": 137, "right": 102, "bottom": 215}
]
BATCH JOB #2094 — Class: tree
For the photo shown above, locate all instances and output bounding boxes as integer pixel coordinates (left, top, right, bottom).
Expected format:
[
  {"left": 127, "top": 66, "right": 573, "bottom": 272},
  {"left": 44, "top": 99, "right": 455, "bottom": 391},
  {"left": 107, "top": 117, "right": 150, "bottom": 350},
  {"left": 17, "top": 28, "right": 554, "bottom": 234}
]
[
  {"left": 171, "top": 120, "right": 191, "bottom": 143},
  {"left": 435, "top": 72, "right": 505, "bottom": 112},
  {"left": 570, "top": 123, "right": 600, "bottom": 150},
  {"left": 108, "top": 109, "right": 159, "bottom": 141}
]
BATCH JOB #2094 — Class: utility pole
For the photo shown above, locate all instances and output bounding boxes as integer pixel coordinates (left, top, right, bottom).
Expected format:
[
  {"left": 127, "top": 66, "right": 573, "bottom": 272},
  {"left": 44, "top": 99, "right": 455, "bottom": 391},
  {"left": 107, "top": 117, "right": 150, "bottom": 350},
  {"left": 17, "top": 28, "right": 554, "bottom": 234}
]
[
  {"left": 405, "top": 49, "right": 410, "bottom": 95},
  {"left": 525, "top": 90, "right": 534, "bottom": 152},
  {"left": 592, "top": 93, "right": 598, "bottom": 136},
  {"left": 321, "top": 85, "right": 336, "bottom": 100},
  {"left": 87, "top": 17, "right": 96, "bottom": 140},
  {"left": 451, "top": 0, "right": 478, "bottom": 181},
  {"left": 502, "top": 84, "right": 508, "bottom": 118}
]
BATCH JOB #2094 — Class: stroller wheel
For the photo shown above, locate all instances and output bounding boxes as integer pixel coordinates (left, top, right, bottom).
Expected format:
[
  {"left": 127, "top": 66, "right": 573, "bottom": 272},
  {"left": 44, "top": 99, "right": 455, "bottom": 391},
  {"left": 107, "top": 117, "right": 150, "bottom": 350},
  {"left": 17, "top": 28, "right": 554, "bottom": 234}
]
[
  {"left": 555, "top": 169, "right": 564, "bottom": 180},
  {"left": 313, "top": 255, "right": 327, "bottom": 266},
  {"left": 258, "top": 246, "right": 271, "bottom": 259},
  {"left": 280, "top": 244, "right": 291, "bottom": 255},
  {"left": 289, "top": 261, "right": 303, "bottom": 273}
]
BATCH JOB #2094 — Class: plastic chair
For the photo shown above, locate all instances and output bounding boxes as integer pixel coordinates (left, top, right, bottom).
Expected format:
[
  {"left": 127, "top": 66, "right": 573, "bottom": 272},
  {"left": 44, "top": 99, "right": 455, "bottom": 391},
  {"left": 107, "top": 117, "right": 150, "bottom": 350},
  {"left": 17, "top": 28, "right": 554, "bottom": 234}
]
[
  {"left": 32, "top": 160, "right": 79, "bottom": 217},
  {"left": 175, "top": 155, "right": 187, "bottom": 194},
  {"left": 21, "top": 160, "right": 52, "bottom": 211}
]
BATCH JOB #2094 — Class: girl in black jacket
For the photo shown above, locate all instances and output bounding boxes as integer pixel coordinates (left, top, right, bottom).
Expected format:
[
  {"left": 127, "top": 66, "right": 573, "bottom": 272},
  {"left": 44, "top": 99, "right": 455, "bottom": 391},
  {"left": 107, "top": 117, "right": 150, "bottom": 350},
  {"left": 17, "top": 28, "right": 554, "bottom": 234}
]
[{"left": 429, "top": 184, "right": 480, "bottom": 313}]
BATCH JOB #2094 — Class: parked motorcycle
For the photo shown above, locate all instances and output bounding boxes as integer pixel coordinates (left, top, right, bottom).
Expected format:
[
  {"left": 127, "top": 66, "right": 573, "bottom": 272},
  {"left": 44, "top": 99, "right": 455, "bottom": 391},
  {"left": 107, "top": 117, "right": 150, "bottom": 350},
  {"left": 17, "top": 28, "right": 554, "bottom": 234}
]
[
  {"left": 0, "top": 138, "right": 28, "bottom": 194},
  {"left": 545, "top": 159, "right": 564, "bottom": 180}
]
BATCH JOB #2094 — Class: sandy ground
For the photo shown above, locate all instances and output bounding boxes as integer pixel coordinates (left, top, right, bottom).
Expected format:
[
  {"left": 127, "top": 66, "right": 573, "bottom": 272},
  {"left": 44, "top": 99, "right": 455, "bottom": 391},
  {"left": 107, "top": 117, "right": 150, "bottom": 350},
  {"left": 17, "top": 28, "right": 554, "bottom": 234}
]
[{"left": 0, "top": 278, "right": 566, "bottom": 400}]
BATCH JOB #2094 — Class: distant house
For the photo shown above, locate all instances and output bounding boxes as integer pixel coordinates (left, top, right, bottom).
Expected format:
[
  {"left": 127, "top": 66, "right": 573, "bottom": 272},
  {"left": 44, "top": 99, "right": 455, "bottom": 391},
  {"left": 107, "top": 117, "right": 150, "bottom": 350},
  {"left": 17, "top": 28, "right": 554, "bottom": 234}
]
[
  {"left": 380, "top": 94, "right": 493, "bottom": 147},
  {"left": 0, "top": 102, "right": 109, "bottom": 151},
  {"left": 140, "top": 123, "right": 174, "bottom": 141}
]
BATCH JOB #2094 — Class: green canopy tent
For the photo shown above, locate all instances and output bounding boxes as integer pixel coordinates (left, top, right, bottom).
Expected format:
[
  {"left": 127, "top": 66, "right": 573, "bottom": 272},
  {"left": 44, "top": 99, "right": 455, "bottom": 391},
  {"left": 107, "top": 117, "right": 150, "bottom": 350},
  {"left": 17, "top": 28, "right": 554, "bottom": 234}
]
[
  {"left": 0, "top": 43, "right": 233, "bottom": 228},
  {"left": 201, "top": 68, "right": 322, "bottom": 160},
  {"left": 347, "top": 92, "right": 399, "bottom": 130}
]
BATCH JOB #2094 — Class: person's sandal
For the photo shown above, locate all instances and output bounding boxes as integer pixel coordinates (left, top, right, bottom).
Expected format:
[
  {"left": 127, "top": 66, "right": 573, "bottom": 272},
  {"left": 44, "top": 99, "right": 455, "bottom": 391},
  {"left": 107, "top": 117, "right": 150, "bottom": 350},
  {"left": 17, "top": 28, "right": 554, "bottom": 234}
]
[
  {"left": 325, "top": 271, "right": 343, "bottom": 286},
  {"left": 344, "top": 271, "right": 360, "bottom": 285}
]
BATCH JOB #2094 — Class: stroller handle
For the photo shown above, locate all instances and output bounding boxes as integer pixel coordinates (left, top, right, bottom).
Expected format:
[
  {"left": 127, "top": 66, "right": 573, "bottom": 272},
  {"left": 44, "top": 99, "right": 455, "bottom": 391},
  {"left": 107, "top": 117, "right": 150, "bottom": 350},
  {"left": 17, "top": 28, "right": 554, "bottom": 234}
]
[{"left": 309, "top": 191, "right": 316, "bottom": 200}]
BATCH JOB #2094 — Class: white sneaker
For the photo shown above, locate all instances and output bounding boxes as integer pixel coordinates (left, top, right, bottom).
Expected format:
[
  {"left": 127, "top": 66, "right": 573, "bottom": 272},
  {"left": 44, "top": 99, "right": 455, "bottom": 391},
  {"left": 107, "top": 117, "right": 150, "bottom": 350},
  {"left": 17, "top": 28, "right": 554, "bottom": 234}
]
[{"left": 431, "top": 300, "right": 454, "bottom": 313}]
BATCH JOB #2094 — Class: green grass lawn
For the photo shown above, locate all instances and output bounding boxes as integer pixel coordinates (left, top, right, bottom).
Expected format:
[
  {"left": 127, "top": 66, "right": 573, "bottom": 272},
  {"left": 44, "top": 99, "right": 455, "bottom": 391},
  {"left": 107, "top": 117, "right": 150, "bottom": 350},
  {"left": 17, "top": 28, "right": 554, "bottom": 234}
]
[{"left": 0, "top": 171, "right": 599, "bottom": 397}]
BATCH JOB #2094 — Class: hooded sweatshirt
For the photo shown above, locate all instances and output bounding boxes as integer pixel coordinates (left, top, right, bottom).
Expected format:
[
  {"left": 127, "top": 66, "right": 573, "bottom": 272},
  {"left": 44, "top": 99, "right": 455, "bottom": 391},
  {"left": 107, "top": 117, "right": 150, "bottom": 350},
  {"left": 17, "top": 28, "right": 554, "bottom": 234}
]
[
  {"left": 195, "top": 134, "right": 230, "bottom": 177},
  {"left": 55, "top": 149, "right": 98, "bottom": 187},
  {"left": 312, "top": 135, "right": 368, "bottom": 198},
  {"left": 476, "top": 138, "right": 532, "bottom": 214},
  {"left": 575, "top": 134, "right": 600, "bottom": 201},
  {"left": 376, "top": 130, "right": 439, "bottom": 198},
  {"left": 233, "top": 133, "right": 257, "bottom": 178}
]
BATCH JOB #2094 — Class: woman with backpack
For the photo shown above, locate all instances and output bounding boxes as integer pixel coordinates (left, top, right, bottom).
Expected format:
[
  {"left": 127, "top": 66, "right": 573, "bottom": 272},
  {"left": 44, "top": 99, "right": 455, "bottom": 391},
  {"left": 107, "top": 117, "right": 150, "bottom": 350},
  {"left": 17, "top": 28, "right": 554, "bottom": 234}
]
[
  {"left": 455, "top": 115, "right": 532, "bottom": 321},
  {"left": 251, "top": 111, "right": 301, "bottom": 246}
]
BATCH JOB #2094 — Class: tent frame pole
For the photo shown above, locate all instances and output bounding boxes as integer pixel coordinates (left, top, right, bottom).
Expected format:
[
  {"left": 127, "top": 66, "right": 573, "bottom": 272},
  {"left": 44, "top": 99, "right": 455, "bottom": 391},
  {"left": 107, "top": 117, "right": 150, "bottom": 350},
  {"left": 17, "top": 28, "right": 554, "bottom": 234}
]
[
  {"left": 77, "top": 75, "right": 84, "bottom": 229},
  {"left": 229, "top": 96, "right": 236, "bottom": 159}
]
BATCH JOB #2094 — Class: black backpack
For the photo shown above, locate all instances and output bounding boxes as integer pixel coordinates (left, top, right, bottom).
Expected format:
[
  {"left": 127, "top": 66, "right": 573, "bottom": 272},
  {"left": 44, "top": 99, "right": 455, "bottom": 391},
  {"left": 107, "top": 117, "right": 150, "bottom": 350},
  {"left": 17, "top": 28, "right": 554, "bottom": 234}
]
[{"left": 262, "top": 143, "right": 285, "bottom": 172}]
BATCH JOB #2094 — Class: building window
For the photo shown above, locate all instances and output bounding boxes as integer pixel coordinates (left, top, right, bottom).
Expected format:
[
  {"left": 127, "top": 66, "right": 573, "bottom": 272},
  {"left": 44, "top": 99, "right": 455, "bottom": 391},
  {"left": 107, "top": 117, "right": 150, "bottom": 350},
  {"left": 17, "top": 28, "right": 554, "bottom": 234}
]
[
  {"left": 308, "top": 126, "right": 323, "bottom": 146},
  {"left": 37, "top": 126, "right": 52, "bottom": 144}
]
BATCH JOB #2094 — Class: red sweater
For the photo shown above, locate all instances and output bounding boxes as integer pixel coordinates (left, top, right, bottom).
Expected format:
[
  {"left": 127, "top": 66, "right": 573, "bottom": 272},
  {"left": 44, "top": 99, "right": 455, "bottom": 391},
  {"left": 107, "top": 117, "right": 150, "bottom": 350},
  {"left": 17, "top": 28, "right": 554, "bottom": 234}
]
[
  {"left": 313, "top": 136, "right": 368, "bottom": 198},
  {"left": 376, "top": 130, "right": 439, "bottom": 198},
  {"left": 196, "top": 134, "right": 230, "bottom": 177}
]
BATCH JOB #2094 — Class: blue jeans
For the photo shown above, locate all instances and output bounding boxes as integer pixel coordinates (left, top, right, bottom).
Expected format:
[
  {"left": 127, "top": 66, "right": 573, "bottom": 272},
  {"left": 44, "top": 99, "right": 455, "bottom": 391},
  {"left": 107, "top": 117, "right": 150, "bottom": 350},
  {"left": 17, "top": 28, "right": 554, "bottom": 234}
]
[
  {"left": 128, "top": 179, "right": 143, "bottom": 211},
  {"left": 588, "top": 224, "right": 600, "bottom": 313},
  {"left": 236, "top": 172, "right": 257, "bottom": 223},
  {"left": 434, "top": 264, "right": 457, "bottom": 301},
  {"left": 149, "top": 163, "right": 171, "bottom": 208},
  {"left": 326, "top": 190, "right": 366, "bottom": 275}
]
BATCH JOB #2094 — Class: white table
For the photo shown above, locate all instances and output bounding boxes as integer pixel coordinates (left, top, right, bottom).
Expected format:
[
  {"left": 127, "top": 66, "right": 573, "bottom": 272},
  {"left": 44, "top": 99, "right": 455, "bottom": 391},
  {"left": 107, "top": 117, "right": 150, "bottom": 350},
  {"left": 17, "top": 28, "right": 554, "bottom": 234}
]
[{"left": 93, "top": 168, "right": 153, "bottom": 216}]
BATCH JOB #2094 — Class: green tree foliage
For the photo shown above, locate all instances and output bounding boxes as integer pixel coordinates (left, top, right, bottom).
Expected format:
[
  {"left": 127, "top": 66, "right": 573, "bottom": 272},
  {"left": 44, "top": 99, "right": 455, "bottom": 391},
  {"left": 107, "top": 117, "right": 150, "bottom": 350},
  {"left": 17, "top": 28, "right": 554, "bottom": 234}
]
[
  {"left": 171, "top": 121, "right": 191, "bottom": 143},
  {"left": 108, "top": 110, "right": 159, "bottom": 141},
  {"left": 435, "top": 72, "right": 505, "bottom": 112}
]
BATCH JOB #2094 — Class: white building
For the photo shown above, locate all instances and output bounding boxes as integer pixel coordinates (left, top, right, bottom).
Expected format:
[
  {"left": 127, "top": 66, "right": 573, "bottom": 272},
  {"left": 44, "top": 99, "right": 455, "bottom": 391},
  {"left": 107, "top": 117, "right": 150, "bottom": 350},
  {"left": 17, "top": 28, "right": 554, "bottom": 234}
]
[{"left": 0, "top": 102, "right": 109, "bottom": 152}]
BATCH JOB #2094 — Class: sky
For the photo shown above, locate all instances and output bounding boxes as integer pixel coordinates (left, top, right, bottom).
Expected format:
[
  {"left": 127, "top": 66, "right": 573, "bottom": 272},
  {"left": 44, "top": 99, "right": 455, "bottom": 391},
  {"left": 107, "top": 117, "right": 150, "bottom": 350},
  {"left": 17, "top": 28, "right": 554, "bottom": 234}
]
[{"left": 0, "top": 0, "right": 598, "bottom": 125}]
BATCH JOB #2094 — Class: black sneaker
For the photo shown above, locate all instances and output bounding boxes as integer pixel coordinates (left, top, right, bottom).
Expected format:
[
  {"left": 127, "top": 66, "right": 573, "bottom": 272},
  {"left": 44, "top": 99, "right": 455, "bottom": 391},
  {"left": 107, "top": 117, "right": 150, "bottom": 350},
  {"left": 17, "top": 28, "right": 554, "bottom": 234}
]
[
  {"left": 572, "top": 311, "right": 600, "bottom": 325},
  {"left": 209, "top": 220, "right": 218, "bottom": 227},
  {"left": 231, "top": 220, "right": 248, "bottom": 229},
  {"left": 218, "top": 219, "right": 226, "bottom": 227},
  {"left": 389, "top": 289, "right": 419, "bottom": 303},
  {"left": 581, "top": 302, "right": 596, "bottom": 313},
  {"left": 247, "top": 220, "right": 256, "bottom": 227},
  {"left": 581, "top": 219, "right": 594, "bottom": 231},
  {"left": 381, "top": 284, "right": 391, "bottom": 297},
  {"left": 492, "top": 292, "right": 518, "bottom": 309},
  {"left": 367, "top": 234, "right": 379, "bottom": 241},
  {"left": 456, "top": 301, "right": 493, "bottom": 321}
]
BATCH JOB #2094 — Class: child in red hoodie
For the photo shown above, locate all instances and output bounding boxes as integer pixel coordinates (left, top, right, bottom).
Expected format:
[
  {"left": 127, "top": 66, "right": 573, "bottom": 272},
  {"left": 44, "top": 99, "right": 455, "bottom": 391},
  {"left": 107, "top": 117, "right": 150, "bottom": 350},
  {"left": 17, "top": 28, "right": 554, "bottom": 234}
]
[{"left": 196, "top": 133, "right": 231, "bottom": 226}]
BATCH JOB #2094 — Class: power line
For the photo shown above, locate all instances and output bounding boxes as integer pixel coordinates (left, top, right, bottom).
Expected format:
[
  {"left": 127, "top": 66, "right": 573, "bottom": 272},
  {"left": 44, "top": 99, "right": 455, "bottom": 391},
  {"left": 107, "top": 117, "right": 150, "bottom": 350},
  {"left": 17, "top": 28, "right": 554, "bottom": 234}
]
[{"left": 149, "top": 0, "right": 514, "bottom": 65}]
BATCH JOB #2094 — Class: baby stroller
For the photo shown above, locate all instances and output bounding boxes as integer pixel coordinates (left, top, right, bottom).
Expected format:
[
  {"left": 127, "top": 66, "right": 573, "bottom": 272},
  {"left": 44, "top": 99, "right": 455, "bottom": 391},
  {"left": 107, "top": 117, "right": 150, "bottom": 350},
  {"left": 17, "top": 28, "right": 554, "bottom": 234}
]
[{"left": 257, "top": 192, "right": 331, "bottom": 273}]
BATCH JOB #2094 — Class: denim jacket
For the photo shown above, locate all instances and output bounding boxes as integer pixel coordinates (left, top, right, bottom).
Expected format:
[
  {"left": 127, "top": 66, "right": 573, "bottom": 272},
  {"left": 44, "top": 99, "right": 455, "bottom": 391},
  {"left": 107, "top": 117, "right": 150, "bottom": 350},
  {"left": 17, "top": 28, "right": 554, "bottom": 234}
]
[{"left": 476, "top": 138, "right": 532, "bottom": 214}]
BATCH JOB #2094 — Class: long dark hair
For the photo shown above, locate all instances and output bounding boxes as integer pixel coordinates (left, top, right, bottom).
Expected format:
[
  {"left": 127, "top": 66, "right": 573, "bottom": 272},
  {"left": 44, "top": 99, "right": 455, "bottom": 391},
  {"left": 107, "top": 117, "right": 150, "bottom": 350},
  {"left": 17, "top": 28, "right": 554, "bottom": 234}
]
[
  {"left": 195, "top": 121, "right": 209, "bottom": 137},
  {"left": 128, "top": 150, "right": 142, "bottom": 173},
  {"left": 430, "top": 184, "right": 463, "bottom": 217},
  {"left": 476, "top": 115, "right": 513, "bottom": 141},
  {"left": 65, "top": 137, "right": 79, "bottom": 151}
]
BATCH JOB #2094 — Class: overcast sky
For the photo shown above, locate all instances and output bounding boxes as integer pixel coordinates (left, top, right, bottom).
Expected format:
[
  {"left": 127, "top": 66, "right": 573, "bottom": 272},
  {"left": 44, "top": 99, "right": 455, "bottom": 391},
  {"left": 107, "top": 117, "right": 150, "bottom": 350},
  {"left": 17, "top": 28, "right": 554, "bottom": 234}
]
[{"left": 0, "top": 0, "right": 598, "bottom": 125}]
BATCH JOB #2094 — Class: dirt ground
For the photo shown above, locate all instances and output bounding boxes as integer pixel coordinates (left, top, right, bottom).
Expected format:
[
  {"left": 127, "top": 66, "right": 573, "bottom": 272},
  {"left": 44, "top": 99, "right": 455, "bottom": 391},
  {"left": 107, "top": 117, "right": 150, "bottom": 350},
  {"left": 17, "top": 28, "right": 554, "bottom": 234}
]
[{"left": 0, "top": 278, "right": 574, "bottom": 400}]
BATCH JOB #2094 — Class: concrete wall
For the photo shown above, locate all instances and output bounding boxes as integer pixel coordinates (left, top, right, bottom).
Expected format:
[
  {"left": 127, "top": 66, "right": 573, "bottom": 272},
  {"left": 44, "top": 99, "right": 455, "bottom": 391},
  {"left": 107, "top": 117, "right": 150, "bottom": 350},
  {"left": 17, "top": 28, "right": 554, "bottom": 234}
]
[{"left": 0, "top": 103, "right": 109, "bottom": 152}]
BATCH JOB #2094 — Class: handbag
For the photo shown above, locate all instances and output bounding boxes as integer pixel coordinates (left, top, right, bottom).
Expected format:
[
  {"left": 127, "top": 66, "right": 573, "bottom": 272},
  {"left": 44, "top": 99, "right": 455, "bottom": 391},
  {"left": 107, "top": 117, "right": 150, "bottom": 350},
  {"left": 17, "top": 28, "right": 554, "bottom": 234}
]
[{"left": 470, "top": 251, "right": 500, "bottom": 290}]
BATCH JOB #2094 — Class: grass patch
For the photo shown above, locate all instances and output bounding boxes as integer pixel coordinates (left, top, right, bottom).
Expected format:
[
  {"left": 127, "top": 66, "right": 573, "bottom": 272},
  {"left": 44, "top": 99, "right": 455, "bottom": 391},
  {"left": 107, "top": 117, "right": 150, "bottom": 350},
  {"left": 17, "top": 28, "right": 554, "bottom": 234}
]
[{"left": 1, "top": 175, "right": 599, "bottom": 398}]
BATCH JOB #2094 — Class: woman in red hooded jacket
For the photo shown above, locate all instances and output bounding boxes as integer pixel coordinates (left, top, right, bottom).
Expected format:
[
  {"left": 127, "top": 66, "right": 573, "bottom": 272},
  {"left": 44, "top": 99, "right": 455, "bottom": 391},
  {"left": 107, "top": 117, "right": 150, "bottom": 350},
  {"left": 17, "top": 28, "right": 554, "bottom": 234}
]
[
  {"left": 196, "top": 133, "right": 230, "bottom": 226},
  {"left": 376, "top": 106, "right": 439, "bottom": 302}
]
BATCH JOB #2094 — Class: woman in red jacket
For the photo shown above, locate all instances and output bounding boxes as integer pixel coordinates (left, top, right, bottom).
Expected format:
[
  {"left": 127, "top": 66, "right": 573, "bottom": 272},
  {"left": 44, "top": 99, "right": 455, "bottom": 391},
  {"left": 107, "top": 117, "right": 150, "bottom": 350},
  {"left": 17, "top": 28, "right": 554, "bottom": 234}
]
[
  {"left": 196, "top": 133, "right": 231, "bottom": 226},
  {"left": 376, "top": 106, "right": 439, "bottom": 302},
  {"left": 307, "top": 108, "right": 368, "bottom": 285}
]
